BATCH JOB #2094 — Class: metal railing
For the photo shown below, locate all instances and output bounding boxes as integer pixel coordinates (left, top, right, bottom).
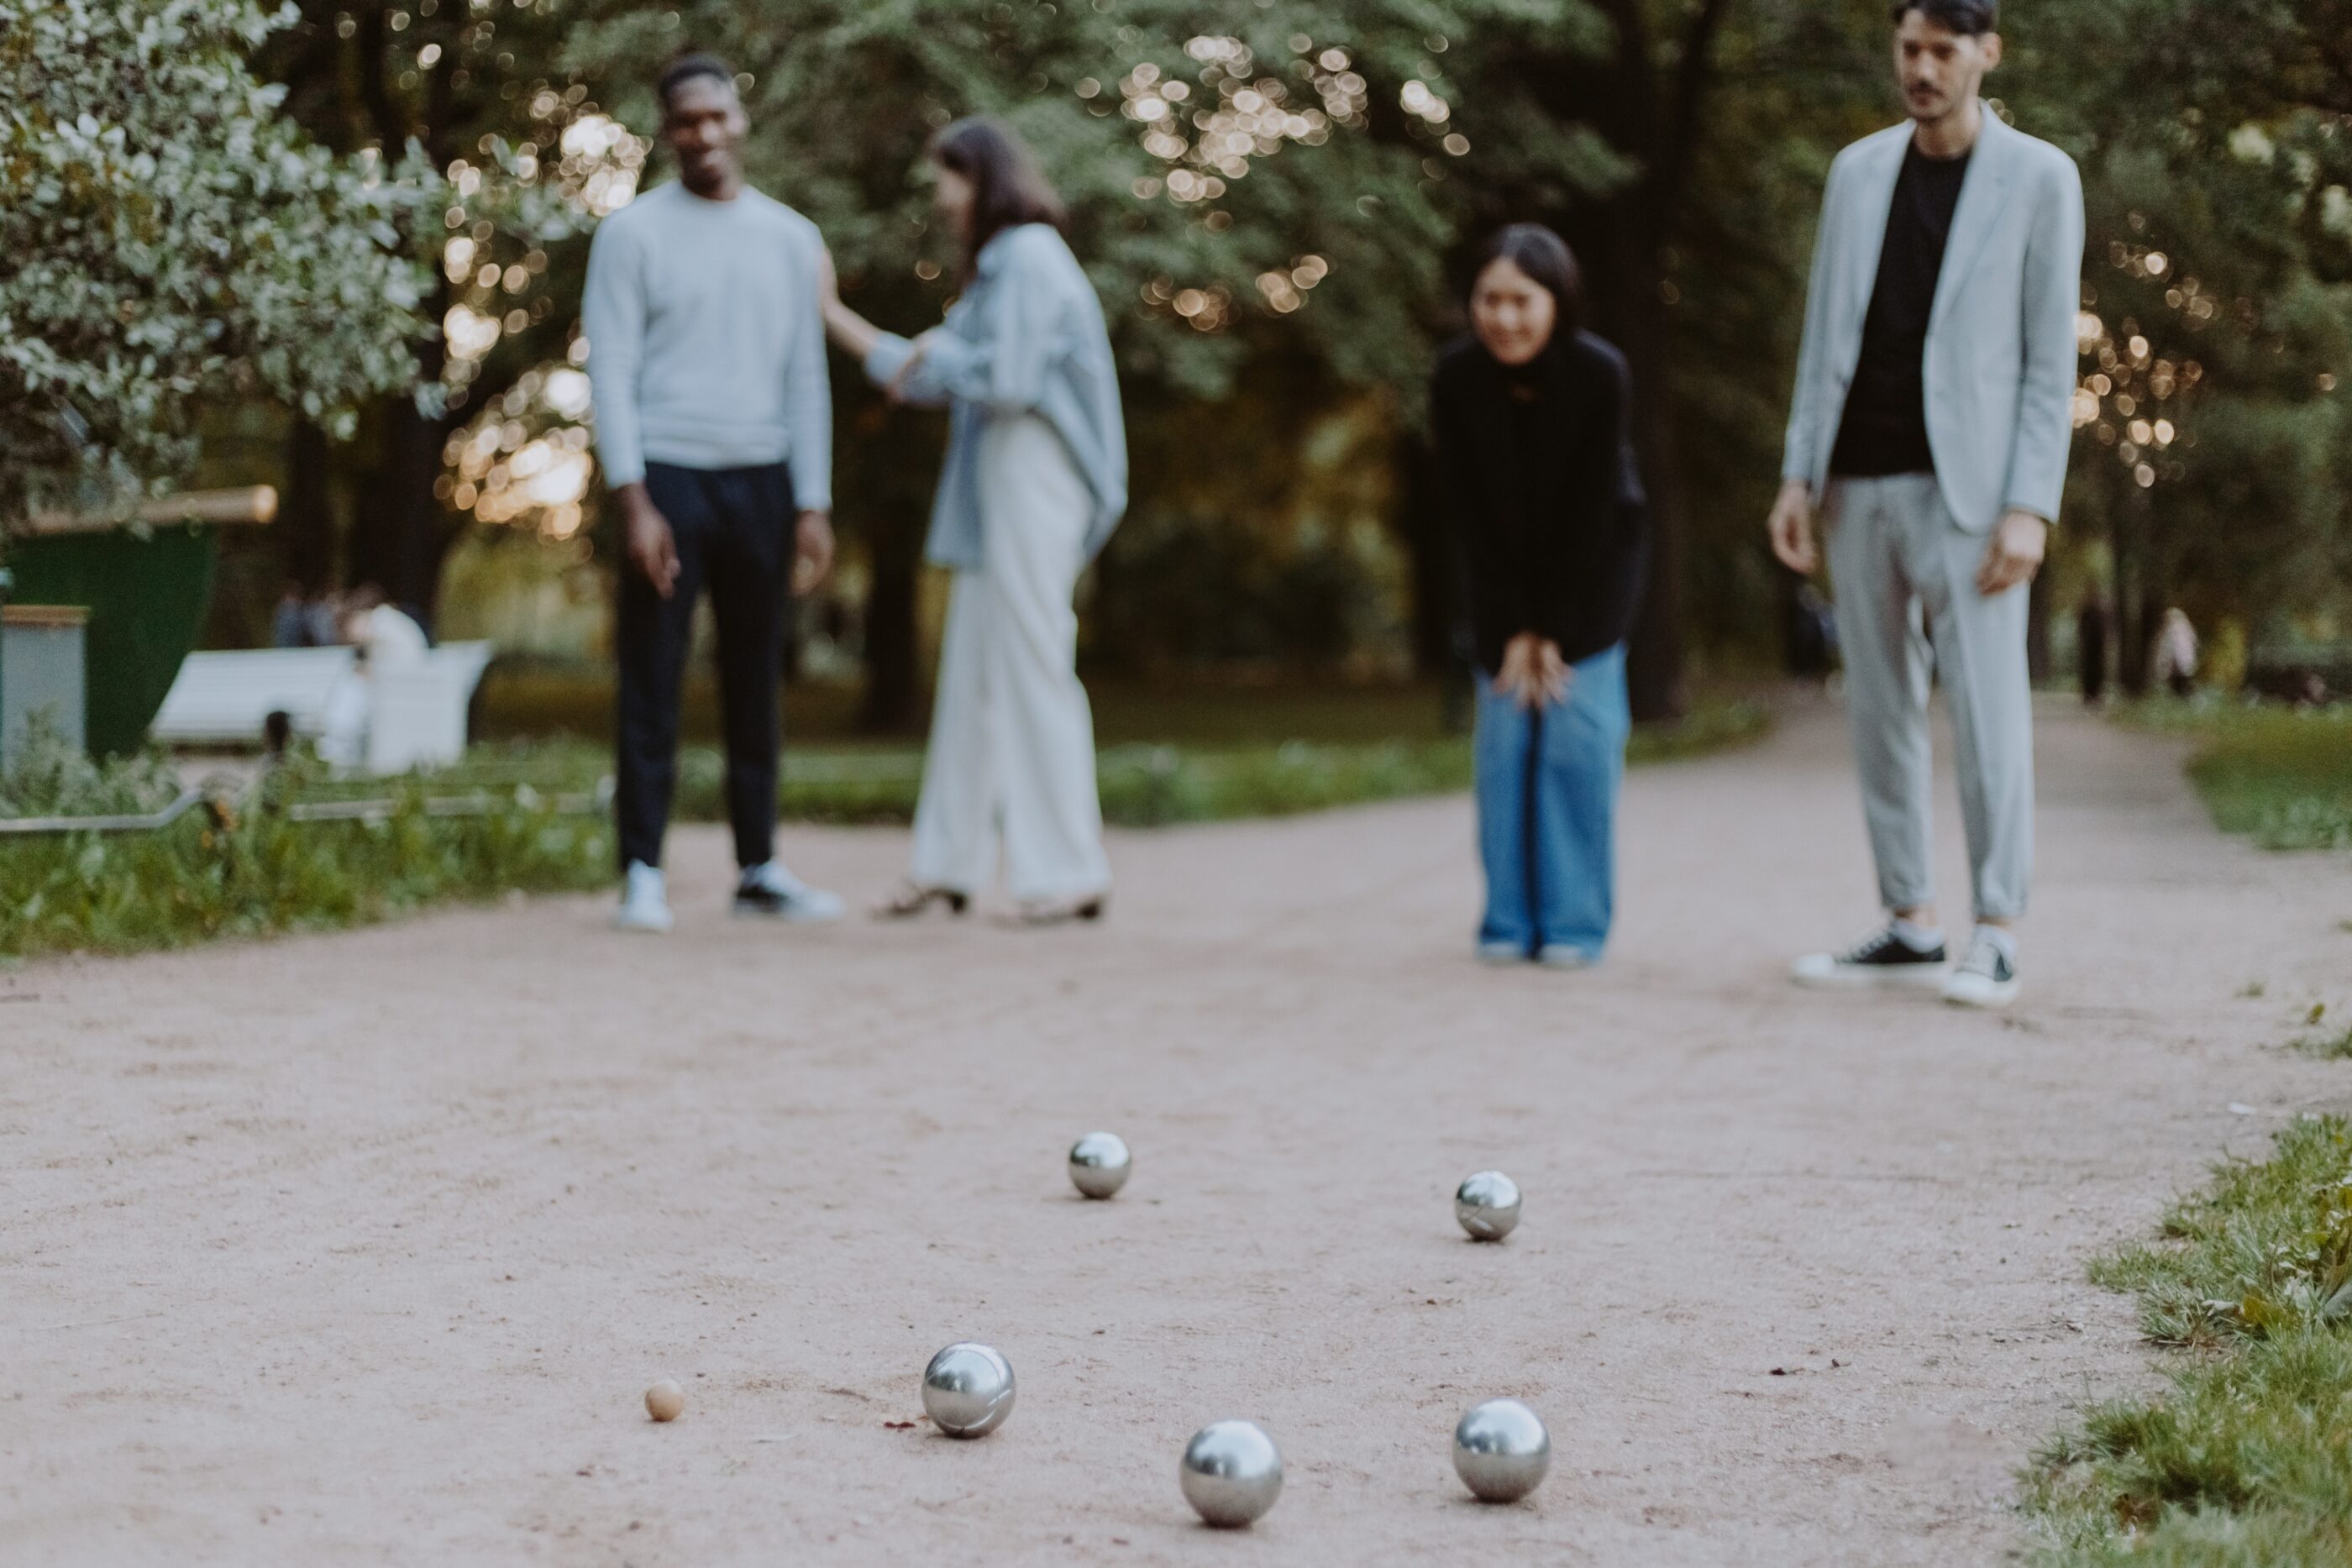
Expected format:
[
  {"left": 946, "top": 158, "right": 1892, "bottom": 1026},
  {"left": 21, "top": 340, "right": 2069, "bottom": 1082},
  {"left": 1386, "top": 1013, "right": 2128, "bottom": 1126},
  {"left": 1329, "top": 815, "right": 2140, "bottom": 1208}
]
[{"left": 0, "top": 772, "right": 613, "bottom": 838}]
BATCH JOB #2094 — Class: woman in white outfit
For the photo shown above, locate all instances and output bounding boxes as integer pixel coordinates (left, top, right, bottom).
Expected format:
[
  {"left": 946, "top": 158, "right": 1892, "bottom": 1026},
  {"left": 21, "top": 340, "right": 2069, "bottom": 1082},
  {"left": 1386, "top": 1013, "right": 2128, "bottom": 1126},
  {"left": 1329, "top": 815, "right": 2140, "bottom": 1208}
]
[{"left": 821, "top": 118, "right": 1128, "bottom": 924}]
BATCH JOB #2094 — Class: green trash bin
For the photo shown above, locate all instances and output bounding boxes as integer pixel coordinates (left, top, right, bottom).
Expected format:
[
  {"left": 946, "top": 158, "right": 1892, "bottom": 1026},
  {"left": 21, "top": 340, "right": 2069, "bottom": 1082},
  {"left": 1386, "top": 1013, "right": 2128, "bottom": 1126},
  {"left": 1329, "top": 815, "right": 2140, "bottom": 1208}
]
[{"left": 1, "top": 488, "right": 273, "bottom": 758}]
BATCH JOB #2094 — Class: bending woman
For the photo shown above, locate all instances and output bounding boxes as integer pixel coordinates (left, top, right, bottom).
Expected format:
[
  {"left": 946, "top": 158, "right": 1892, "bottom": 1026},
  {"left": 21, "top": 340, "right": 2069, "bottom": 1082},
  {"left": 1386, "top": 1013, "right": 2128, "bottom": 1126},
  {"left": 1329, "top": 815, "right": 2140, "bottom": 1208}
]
[
  {"left": 822, "top": 117, "right": 1127, "bottom": 925},
  {"left": 1431, "top": 224, "right": 1648, "bottom": 967}
]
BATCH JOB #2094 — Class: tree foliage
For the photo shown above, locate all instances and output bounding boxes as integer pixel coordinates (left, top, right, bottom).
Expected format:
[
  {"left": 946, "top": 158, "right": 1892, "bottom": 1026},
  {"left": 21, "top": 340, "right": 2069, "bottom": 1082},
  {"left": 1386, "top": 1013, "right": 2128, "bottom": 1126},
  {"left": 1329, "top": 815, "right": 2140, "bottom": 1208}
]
[{"left": 0, "top": 0, "right": 431, "bottom": 522}]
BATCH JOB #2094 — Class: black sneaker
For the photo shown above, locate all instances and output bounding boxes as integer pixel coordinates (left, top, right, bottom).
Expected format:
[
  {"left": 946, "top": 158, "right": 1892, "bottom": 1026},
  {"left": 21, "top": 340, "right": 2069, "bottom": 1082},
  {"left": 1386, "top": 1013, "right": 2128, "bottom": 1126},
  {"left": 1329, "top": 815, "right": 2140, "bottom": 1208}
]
[
  {"left": 1790, "top": 924, "right": 1948, "bottom": 989},
  {"left": 732, "top": 863, "right": 847, "bottom": 923},
  {"left": 1941, "top": 930, "right": 2020, "bottom": 1009}
]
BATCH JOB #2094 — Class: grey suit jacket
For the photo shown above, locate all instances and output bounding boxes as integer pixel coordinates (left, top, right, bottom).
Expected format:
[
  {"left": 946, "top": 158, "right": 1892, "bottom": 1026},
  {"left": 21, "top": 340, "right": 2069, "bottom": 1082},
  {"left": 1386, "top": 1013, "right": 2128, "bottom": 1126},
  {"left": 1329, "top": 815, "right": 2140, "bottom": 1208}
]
[{"left": 1781, "top": 108, "right": 2085, "bottom": 533}]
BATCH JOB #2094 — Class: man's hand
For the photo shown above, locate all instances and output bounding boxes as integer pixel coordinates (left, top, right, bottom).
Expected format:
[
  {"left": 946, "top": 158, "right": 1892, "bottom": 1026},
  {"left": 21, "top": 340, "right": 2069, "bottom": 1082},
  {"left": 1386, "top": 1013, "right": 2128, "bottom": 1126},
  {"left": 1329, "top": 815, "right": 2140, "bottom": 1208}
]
[
  {"left": 793, "top": 510, "right": 836, "bottom": 595},
  {"left": 619, "top": 485, "right": 680, "bottom": 599},
  {"left": 1767, "top": 478, "right": 1819, "bottom": 574},
  {"left": 1976, "top": 508, "right": 2048, "bottom": 596}
]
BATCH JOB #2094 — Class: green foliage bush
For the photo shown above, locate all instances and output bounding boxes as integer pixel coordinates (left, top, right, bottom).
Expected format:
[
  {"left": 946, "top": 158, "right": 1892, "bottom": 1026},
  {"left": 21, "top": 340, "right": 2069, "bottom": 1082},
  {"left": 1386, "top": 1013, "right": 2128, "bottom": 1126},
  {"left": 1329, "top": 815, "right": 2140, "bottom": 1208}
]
[
  {"left": 0, "top": 721, "right": 609, "bottom": 957},
  {"left": 2028, "top": 1118, "right": 2352, "bottom": 1564}
]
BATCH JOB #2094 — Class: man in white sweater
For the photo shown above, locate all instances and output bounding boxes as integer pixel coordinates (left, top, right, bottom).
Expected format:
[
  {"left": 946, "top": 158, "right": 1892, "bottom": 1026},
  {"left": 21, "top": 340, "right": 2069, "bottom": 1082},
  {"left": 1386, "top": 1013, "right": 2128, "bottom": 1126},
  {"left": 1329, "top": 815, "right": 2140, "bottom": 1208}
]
[{"left": 582, "top": 53, "right": 843, "bottom": 931}]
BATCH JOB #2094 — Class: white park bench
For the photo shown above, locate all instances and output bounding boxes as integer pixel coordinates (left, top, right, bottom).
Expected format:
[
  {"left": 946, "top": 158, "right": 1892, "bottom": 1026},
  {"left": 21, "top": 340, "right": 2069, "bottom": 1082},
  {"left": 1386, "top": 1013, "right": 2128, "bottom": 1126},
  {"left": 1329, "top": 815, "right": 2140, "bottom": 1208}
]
[{"left": 152, "top": 641, "right": 495, "bottom": 774}]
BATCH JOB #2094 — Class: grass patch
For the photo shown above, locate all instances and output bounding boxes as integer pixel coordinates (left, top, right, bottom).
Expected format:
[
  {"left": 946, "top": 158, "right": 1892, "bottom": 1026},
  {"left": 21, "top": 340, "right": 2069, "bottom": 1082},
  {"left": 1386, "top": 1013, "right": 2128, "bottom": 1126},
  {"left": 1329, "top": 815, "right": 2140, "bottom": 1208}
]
[
  {"left": 2124, "top": 701, "right": 2352, "bottom": 852},
  {"left": 2024, "top": 1116, "right": 2352, "bottom": 1563},
  {"left": 2, "top": 697, "right": 1768, "bottom": 958},
  {"left": 0, "top": 763, "right": 612, "bottom": 962},
  {"left": 399, "top": 695, "right": 1766, "bottom": 828}
]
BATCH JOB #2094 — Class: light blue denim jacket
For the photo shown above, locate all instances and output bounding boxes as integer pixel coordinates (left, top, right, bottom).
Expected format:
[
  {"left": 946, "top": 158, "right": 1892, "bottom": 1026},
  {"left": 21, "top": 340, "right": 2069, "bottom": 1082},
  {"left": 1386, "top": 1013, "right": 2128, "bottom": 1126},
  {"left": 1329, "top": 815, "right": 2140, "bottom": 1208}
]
[{"left": 863, "top": 223, "right": 1129, "bottom": 569}]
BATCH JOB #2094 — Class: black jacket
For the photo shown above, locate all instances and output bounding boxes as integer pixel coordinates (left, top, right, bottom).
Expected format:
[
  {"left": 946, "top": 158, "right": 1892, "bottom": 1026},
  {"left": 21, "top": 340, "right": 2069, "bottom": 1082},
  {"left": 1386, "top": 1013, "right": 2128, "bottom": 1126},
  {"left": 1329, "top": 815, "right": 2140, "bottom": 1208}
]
[{"left": 1431, "top": 331, "right": 1649, "bottom": 673}]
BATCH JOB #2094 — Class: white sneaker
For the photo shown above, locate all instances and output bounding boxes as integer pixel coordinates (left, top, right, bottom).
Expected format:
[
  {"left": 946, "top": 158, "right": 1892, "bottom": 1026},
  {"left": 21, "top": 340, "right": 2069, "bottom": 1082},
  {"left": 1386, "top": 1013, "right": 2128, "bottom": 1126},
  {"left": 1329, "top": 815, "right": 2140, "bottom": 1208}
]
[
  {"left": 616, "top": 861, "right": 674, "bottom": 933},
  {"left": 733, "top": 861, "right": 847, "bottom": 923},
  {"left": 1536, "top": 944, "right": 1596, "bottom": 970},
  {"left": 1941, "top": 930, "right": 2021, "bottom": 1009},
  {"left": 1791, "top": 923, "right": 1948, "bottom": 989}
]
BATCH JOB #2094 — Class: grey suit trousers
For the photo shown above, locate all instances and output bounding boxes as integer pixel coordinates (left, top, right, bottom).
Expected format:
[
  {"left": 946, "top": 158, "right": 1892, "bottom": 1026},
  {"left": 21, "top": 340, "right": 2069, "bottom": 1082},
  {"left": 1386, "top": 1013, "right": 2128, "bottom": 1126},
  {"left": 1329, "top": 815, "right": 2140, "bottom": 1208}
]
[{"left": 1825, "top": 475, "right": 2033, "bottom": 920}]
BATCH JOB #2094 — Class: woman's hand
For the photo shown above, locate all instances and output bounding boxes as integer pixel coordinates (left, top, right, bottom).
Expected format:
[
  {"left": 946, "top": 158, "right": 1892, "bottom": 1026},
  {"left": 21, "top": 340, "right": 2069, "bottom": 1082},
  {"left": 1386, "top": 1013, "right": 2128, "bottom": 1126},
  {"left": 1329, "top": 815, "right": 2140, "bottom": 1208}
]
[
  {"left": 1494, "top": 634, "right": 1572, "bottom": 711},
  {"left": 885, "top": 329, "right": 939, "bottom": 404},
  {"left": 1536, "top": 639, "right": 1572, "bottom": 706}
]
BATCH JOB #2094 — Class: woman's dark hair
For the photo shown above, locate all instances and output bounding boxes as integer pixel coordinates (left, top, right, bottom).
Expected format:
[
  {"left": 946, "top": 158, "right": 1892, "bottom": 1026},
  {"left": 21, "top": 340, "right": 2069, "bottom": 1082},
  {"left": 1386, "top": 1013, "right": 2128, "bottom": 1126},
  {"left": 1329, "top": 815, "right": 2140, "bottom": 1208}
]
[
  {"left": 930, "top": 117, "right": 1067, "bottom": 279},
  {"left": 1889, "top": 0, "right": 1998, "bottom": 34},
  {"left": 1469, "top": 223, "right": 1584, "bottom": 335}
]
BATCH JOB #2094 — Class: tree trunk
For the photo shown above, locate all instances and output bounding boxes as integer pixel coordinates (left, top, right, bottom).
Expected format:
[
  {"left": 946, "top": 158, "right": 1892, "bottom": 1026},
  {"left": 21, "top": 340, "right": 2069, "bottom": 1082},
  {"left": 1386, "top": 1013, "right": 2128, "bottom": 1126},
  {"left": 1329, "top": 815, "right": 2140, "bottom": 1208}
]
[
  {"left": 1389, "top": 430, "right": 1453, "bottom": 679},
  {"left": 281, "top": 419, "right": 337, "bottom": 592}
]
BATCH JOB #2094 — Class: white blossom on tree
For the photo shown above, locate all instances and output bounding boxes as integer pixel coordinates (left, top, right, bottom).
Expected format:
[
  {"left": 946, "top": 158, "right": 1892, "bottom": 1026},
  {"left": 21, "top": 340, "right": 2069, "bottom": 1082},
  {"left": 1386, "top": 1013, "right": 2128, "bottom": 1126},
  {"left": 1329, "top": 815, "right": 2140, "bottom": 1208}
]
[{"left": 0, "top": 0, "right": 437, "bottom": 522}]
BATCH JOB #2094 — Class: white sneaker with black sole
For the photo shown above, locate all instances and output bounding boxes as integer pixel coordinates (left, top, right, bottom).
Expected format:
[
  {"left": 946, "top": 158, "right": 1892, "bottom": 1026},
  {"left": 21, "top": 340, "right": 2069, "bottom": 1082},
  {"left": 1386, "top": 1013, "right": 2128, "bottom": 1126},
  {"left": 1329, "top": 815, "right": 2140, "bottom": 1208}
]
[
  {"left": 1941, "top": 929, "right": 2020, "bottom": 1009},
  {"left": 732, "top": 861, "right": 847, "bottom": 923},
  {"left": 616, "top": 861, "right": 675, "bottom": 933},
  {"left": 1790, "top": 923, "right": 1948, "bottom": 989}
]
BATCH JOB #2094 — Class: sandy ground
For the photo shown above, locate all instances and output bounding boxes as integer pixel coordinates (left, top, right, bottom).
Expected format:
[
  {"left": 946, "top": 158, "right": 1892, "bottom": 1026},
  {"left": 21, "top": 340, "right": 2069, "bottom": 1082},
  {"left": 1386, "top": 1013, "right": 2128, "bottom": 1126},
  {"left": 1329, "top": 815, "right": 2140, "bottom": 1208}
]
[{"left": 5, "top": 694, "right": 2349, "bottom": 1566}]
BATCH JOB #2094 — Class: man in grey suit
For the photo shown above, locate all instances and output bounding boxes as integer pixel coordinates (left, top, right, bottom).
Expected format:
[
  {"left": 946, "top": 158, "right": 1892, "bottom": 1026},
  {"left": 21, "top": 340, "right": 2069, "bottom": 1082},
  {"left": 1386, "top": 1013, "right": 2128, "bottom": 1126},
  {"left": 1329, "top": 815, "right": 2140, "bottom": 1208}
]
[{"left": 1770, "top": 0, "right": 2083, "bottom": 1009}]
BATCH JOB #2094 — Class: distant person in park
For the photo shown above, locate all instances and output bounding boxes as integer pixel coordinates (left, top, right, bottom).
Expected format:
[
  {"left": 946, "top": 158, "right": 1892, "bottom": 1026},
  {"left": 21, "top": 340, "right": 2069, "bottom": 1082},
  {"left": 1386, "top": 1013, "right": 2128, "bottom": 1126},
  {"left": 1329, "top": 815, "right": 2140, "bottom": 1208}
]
[
  {"left": 2153, "top": 607, "right": 2199, "bottom": 699},
  {"left": 270, "top": 579, "right": 335, "bottom": 649},
  {"left": 2075, "top": 591, "right": 2109, "bottom": 705},
  {"left": 820, "top": 118, "right": 1126, "bottom": 926},
  {"left": 319, "top": 585, "right": 429, "bottom": 768},
  {"left": 1770, "top": 0, "right": 2082, "bottom": 1009},
  {"left": 1431, "top": 224, "right": 1647, "bottom": 968},
  {"left": 581, "top": 52, "right": 844, "bottom": 934}
]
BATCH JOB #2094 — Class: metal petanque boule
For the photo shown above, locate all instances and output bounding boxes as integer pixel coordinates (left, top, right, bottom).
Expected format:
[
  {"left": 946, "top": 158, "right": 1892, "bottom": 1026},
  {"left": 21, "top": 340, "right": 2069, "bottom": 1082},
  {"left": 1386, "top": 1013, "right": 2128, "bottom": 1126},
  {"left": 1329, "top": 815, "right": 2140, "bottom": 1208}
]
[
  {"left": 1452, "top": 1398, "right": 1551, "bottom": 1502},
  {"left": 1068, "top": 1131, "right": 1131, "bottom": 1199},
  {"left": 1179, "top": 1419, "right": 1284, "bottom": 1528},
  {"left": 921, "top": 1342, "right": 1016, "bottom": 1438},
  {"left": 1455, "top": 1170, "right": 1523, "bottom": 1240}
]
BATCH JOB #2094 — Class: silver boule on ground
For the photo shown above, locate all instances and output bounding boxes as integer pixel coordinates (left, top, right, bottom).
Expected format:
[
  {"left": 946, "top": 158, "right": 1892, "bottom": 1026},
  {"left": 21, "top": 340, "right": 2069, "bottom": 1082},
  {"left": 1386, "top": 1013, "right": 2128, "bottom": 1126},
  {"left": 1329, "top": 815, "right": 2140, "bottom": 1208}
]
[
  {"left": 1453, "top": 1398, "right": 1551, "bottom": 1502},
  {"left": 1455, "top": 1169, "right": 1522, "bottom": 1240},
  {"left": 1179, "top": 1419, "right": 1284, "bottom": 1528},
  {"left": 920, "top": 1342, "right": 1016, "bottom": 1438},
  {"left": 1067, "top": 1131, "right": 1131, "bottom": 1199}
]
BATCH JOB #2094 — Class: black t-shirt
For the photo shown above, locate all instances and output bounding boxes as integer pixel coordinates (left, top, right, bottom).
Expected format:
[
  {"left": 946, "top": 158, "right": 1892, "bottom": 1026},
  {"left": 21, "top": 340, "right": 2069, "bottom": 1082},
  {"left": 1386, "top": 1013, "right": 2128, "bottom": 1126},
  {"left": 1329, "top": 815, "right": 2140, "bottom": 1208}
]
[{"left": 1830, "top": 140, "right": 1972, "bottom": 478}]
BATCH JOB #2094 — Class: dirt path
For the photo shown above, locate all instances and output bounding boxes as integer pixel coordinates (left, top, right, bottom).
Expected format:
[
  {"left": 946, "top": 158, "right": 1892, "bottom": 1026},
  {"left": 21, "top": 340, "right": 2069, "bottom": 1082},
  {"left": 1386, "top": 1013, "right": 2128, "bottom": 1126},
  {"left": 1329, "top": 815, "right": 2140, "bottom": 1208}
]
[{"left": 6, "top": 695, "right": 2349, "bottom": 1566}]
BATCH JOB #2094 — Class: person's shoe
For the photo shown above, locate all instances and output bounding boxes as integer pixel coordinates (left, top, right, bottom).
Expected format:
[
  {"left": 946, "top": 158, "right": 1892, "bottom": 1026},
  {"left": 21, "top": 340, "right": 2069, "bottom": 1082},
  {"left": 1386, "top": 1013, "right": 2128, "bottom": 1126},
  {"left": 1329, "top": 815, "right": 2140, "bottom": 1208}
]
[
  {"left": 1790, "top": 923, "right": 1947, "bottom": 989},
  {"left": 995, "top": 893, "right": 1108, "bottom": 927},
  {"left": 1942, "top": 929, "right": 2021, "bottom": 1009},
  {"left": 1536, "top": 944, "right": 1596, "bottom": 971},
  {"left": 733, "top": 862, "right": 847, "bottom": 923},
  {"left": 1476, "top": 940, "right": 1528, "bottom": 966},
  {"left": 616, "top": 861, "right": 674, "bottom": 934},
  {"left": 873, "top": 882, "right": 972, "bottom": 920}
]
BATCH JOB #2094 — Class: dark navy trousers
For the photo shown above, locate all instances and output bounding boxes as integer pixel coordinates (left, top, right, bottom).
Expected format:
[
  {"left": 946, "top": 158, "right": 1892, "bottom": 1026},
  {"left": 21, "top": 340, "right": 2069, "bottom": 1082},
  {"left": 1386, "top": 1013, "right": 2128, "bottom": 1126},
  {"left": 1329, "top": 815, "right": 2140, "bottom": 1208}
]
[{"left": 615, "top": 461, "right": 793, "bottom": 872}]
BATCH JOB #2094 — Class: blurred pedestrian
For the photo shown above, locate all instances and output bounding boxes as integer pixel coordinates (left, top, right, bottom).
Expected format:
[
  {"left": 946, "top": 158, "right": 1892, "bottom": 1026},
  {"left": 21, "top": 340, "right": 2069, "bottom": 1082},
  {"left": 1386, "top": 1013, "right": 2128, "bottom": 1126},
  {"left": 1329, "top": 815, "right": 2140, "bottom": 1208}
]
[
  {"left": 581, "top": 51, "right": 844, "bottom": 934},
  {"left": 1431, "top": 223, "right": 1647, "bottom": 968},
  {"left": 2153, "top": 606, "right": 2198, "bottom": 699},
  {"left": 822, "top": 117, "right": 1126, "bottom": 926}
]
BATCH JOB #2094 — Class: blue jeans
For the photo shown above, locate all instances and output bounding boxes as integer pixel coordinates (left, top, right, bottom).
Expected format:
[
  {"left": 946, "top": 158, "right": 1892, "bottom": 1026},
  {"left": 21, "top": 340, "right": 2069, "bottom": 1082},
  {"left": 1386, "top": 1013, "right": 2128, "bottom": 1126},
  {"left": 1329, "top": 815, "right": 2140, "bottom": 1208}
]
[{"left": 1473, "top": 644, "right": 1630, "bottom": 960}]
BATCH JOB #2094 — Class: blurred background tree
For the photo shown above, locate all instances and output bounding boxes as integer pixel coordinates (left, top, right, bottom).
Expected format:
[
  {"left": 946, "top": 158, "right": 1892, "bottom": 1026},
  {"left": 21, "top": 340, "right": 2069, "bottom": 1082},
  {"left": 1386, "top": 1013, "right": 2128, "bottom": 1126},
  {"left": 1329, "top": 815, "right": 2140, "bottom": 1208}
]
[
  {"left": 0, "top": 0, "right": 428, "bottom": 525},
  {"left": 141, "top": 0, "right": 2348, "bottom": 729}
]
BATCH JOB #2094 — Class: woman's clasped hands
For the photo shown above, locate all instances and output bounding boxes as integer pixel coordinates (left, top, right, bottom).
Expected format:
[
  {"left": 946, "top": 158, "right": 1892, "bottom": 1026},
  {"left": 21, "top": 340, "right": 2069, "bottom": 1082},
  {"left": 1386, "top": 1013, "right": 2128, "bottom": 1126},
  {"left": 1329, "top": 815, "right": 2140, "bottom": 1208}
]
[{"left": 1492, "top": 632, "right": 1572, "bottom": 711}]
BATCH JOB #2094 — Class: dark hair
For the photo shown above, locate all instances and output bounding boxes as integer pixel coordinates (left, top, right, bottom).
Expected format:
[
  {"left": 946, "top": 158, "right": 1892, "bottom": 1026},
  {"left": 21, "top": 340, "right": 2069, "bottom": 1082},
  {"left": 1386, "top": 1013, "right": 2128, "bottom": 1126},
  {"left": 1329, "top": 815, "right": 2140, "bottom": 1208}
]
[
  {"left": 1469, "top": 223, "right": 1584, "bottom": 335},
  {"left": 930, "top": 117, "right": 1067, "bottom": 280},
  {"left": 1888, "top": 0, "right": 1998, "bottom": 34},
  {"left": 658, "top": 52, "right": 736, "bottom": 113}
]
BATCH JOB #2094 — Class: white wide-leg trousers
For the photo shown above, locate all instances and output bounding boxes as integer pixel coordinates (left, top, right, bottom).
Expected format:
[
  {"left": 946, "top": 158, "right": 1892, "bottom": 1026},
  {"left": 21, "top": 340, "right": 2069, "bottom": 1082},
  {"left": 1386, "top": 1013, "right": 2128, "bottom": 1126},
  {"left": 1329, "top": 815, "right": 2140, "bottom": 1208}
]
[{"left": 908, "top": 415, "right": 1111, "bottom": 904}]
